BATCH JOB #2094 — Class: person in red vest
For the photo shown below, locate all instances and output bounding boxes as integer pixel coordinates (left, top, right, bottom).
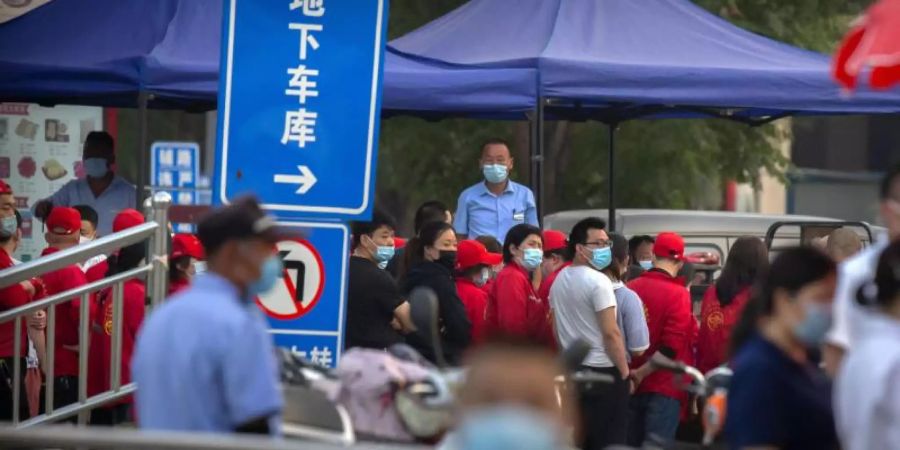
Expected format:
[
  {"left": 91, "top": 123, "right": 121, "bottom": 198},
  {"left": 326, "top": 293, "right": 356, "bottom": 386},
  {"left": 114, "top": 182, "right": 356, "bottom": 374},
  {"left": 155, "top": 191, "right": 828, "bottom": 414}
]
[
  {"left": 536, "top": 229, "right": 569, "bottom": 349},
  {"left": 537, "top": 230, "right": 570, "bottom": 302},
  {"left": 88, "top": 210, "right": 148, "bottom": 425},
  {"left": 626, "top": 232, "right": 694, "bottom": 447},
  {"left": 84, "top": 208, "right": 145, "bottom": 283},
  {"left": 39, "top": 206, "right": 89, "bottom": 413},
  {"left": 485, "top": 224, "right": 547, "bottom": 342},
  {"left": 0, "top": 180, "right": 38, "bottom": 421},
  {"left": 454, "top": 240, "right": 502, "bottom": 346},
  {"left": 696, "top": 236, "right": 768, "bottom": 374},
  {"left": 168, "top": 233, "right": 205, "bottom": 296}
]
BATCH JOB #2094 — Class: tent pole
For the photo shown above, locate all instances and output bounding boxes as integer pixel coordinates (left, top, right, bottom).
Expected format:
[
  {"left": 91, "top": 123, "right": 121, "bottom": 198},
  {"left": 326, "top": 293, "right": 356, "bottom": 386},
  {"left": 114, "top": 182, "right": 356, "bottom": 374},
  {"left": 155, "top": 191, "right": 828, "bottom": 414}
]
[
  {"left": 137, "top": 92, "right": 150, "bottom": 207},
  {"left": 531, "top": 97, "right": 545, "bottom": 221},
  {"left": 607, "top": 122, "right": 618, "bottom": 232}
]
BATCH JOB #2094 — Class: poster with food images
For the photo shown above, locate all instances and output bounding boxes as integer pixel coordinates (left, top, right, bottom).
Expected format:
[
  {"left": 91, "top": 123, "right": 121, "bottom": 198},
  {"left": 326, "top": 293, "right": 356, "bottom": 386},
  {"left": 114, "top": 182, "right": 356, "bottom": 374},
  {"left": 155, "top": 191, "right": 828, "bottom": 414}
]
[{"left": 0, "top": 103, "right": 102, "bottom": 262}]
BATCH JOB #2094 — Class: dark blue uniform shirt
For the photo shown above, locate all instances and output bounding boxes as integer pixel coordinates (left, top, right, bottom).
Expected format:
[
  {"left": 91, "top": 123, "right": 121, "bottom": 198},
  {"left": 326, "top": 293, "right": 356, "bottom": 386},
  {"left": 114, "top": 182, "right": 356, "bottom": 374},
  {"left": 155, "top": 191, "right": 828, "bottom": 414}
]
[{"left": 725, "top": 333, "right": 837, "bottom": 450}]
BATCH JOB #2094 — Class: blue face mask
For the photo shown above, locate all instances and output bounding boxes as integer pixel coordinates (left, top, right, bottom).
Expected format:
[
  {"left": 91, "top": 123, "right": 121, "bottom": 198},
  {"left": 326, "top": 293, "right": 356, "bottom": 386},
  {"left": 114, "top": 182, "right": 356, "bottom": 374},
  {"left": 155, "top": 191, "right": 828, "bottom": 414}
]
[
  {"left": 83, "top": 157, "right": 109, "bottom": 178},
  {"left": 793, "top": 302, "right": 832, "bottom": 347},
  {"left": 455, "top": 407, "right": 562, "bottom": 450},
  {"left": 639, "top": 259, "right": 653, "bottom": 270},
  {"left": 521, "top": 248, "right": 543, "bottom": 271},
  {"left": 588, "top": 246, "right": 613, "bottom": 271},
  {"left": 482, "top": 164, "right": 509, "bottom": 184},
  {"left": 247, "top": 254, "right": 283, "bottom": 299},
  {"left": 0, "top": 215, "right": 16, "bottom": 238}
]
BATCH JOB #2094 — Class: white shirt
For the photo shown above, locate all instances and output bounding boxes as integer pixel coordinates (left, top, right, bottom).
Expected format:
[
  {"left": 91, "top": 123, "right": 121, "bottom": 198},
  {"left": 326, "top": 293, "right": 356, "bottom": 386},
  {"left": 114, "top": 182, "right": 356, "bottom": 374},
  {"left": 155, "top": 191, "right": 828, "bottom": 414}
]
[
  {"left": 549, "top": 265, "right": 617, "bottom": 368},
  {"left": 835, "top": 312, "right": 900, "bottom": 450},
  {"left": 826, "top": 237, "right": 887, "bottom": 349},
  {"left": 33, "top": 175, "right": 136, "bottom": 236}
]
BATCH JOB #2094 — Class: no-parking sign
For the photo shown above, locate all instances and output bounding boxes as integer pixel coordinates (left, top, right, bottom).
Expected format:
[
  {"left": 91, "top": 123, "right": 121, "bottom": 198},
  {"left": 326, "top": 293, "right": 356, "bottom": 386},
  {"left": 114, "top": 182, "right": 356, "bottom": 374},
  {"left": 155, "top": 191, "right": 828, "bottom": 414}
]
[{"left": 256, "top": 221, "right": 349, "bottom": 368}]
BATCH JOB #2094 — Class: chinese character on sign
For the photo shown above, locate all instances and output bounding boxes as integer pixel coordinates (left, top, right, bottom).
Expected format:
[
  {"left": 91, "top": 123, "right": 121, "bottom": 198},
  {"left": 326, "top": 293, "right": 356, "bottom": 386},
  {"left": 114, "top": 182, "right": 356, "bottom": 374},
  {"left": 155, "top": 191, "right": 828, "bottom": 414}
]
[
  {"left": 289, "top": 345, "right": 333, "bottom": 367},
  {"left": 281, "top": 108, "right": 318, "bottom": 148},
  {"left": 158, "top": 171, "right": 174, "bottom": 187},
  {"left": 159, "top": 149, "right": 174, "bottom": 167},
  {"left": 179, "top": 170, "right": 193, "bottom": 186},
  {"left": 289, "top": 0, "right": 325, "bottom": 17},
  {"left": 177, "top": 148, "right": 192, "bottom": 167},
  {"left": 177, "top": 192, "right": 193, "bottom": 205},
  {"left": 285, "top": 65, "right": 319, "bottom": 104},
  {"left": 288, "top": 23, "right": 323, "bottom": 60}
]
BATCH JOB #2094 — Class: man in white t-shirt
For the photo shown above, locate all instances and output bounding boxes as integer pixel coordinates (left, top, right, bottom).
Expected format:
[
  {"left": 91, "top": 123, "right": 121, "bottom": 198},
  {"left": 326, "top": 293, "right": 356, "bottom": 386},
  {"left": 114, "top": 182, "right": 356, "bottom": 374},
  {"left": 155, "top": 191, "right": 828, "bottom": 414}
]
[
  {"left": 824, "top": 165, "right": 900, "bottom": 377},
  {"left": 550, "top": 217, "right": 629, "bottom": 448}
]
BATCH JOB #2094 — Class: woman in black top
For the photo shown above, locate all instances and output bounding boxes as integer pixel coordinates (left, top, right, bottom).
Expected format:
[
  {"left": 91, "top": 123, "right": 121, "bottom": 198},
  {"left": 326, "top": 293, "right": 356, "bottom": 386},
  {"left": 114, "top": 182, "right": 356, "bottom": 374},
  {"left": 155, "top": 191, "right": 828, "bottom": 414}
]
[{"left": 400, "top": 221, "right": 471, "bottom": 365}]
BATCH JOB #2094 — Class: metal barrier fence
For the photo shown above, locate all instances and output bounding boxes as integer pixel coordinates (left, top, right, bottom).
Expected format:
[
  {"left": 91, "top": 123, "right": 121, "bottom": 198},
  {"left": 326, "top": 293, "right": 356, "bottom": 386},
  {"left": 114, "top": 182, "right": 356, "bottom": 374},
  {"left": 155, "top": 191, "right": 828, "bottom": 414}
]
[{"left": 0, "top": 192, "right": 171, "bottom": 426}]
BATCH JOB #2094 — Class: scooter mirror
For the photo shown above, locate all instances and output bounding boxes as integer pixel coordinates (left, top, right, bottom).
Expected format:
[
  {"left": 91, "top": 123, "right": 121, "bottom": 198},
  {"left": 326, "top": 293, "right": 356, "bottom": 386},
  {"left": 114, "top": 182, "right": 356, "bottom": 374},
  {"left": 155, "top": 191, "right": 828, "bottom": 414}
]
[{"left": 408, "top": 286, "right": 446, "bottom": 367}]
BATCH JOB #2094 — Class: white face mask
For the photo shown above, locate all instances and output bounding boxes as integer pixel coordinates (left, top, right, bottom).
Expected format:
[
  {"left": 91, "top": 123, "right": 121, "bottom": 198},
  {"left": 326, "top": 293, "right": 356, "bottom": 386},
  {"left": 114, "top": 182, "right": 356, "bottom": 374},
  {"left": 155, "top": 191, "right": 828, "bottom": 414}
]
[
  {"left": 193, "top": 261, "right": 207, "bottom": 274},
  {"left": 79, "top": 235, "right": 93, "bottom": 244}
]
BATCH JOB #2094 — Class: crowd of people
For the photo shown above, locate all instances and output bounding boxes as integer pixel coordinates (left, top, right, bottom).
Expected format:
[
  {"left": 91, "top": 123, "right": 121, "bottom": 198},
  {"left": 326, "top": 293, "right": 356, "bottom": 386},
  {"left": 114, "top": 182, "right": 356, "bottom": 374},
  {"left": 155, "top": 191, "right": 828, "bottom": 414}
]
[
  {"left": 1, "top": 135, "right": 899, "bottom": 450},
  {"left": 0, "top": 132, "right": 208, "bottom": 425},
  {"left": 343, "top": 138, "right": 900, "bottom": 449}
]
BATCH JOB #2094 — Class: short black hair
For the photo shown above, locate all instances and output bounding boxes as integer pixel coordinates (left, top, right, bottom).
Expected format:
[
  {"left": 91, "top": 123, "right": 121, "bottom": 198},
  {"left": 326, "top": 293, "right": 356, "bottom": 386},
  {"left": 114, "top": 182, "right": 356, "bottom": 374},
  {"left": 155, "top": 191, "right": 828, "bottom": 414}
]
[
  {"left": 481, "top": 138, "right": 510, "bottom": 152},
  {"left": 413, "top": 200, "right": 449, "bottom": 235},
  {"left": 880, "top": 163, "right": 900, "bottom": 200},
  {"left": 84, "top": 131, "right": 114, "bottom": 153},
  {"left": 502, "top": 224, "right": 543, "bottom": 263},
  {"left": 475, "top": 235, "right": 502, "bottom": 254},
  {"left": 567, "top": 217, "right": 607, "bottom": 257},
  {"left": 72, "top": 204, "right": 99, "bottom": 229},
  {"left": 350, "top": 209, "right": 396, "bottom": 249}
]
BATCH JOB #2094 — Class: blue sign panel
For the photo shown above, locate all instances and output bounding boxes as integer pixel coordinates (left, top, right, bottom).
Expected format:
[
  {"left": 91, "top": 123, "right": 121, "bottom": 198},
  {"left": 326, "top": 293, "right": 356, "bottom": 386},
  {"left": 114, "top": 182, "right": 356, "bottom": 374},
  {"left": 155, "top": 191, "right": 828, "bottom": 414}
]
[
  {"left": 257, "top": 221, "right": 348, "bottom": 368},
  {"left": 215, "top": 0, "right": 388, "bottom": 221},
  {"left": 150, "top": 141, "right": 200, "bottom": 233}
]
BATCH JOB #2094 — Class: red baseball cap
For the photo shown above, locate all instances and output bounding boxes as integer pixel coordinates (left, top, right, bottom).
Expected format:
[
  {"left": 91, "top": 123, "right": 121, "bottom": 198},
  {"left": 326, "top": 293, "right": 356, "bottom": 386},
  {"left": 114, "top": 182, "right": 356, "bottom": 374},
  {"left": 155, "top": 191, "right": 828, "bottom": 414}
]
[
  {"left": 113, "top": 208, "right": 144, "bottom": 233},
  {"left": 654, "top": 232, "right": 685, "bottom": 261},
  {"left": 457, "top": 239, "right": 502, "bottom": 271},
  {"left": 47, "top": 207, "right": 81, "bottom": 235},
  {"left": 0, "top": 180, "right": 12, "bottom": 195},
  {"left": 171, "top": 233, "right": 205, "bottom": 260},
  {"left": 542, "top": 229, "right": 568, "bottom": 252}
]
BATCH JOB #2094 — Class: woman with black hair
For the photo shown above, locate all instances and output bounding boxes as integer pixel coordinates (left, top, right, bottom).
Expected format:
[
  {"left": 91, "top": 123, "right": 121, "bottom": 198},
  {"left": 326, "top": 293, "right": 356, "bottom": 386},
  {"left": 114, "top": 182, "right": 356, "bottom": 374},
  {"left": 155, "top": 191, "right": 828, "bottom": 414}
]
[
  {"left": 725, "top": 247, "right": 838, "bottom": 450},
  {"left": 484, "top": 224, "right": 550, "bottom": 345},
  {"left": 695, "top": 236, "right": 768, "bottom": 373},
  {"left": 401, "top": 221, "right": 471, "bottom": 365},
  {"left": 835, "top": 241, "right": 900, "bottom": 450},
  {"left": 88, "top": 241, "right": 147, "bottom": 425}
]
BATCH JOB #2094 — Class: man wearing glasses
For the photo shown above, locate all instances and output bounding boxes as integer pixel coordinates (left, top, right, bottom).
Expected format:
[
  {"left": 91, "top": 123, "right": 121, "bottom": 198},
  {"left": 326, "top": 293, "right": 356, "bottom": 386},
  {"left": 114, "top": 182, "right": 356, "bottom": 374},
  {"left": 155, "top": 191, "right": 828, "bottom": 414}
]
[
  {"left": 625, "top": 231, "right": 694, "bottom": 447},
  {"left": 549, "top": 217, "right": 630, "bottom": 448}
]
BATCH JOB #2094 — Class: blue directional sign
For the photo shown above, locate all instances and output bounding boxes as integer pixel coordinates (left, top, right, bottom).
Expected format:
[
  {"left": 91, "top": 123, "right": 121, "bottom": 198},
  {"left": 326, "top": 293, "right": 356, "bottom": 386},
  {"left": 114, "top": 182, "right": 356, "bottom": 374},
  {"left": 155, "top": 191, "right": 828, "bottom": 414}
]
[
  {"left": 150, "top": 141, "right": 200, "bottom": 233},
  {"left": 214, "top": 0, "right": 388, "bottom": 221},
  {"left": 256, "top": 221, "right": 349, "bottom": 368}
]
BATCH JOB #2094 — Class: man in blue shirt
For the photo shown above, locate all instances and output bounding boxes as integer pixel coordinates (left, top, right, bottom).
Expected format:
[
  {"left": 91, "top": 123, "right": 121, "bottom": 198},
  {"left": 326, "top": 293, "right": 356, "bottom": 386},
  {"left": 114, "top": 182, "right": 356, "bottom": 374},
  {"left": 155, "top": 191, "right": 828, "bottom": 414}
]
[
  {"left": 454, "top": 138, "right": 538, "bottom": 242},
  {"left": 33, "top": 132, "right": 136, "bottom": 236},
  {"left": 132, "top": 196, "right": 288, "bottom": 435}
]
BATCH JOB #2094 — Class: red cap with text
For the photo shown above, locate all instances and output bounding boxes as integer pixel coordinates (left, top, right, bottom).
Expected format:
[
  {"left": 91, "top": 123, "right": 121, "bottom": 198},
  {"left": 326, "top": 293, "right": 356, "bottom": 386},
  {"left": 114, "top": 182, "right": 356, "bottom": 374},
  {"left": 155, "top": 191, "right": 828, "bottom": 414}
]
[
  {"left": 653, "top": 231, "right": 685, "bottom": 261},
  {"left": 112, "top": 209, "right": 144, "bottom": 233},
  {"left": 457, "top": 239, "right": 503, "bottom": 271},
  {"left": 47, "top": 207, "right": 81, "bottom": 235},
  {"left": 542, "top": 229, "right": 568, "bottom": 253},
  {"left": 171, "top": 233, "right": 205, "bottom": 260}
]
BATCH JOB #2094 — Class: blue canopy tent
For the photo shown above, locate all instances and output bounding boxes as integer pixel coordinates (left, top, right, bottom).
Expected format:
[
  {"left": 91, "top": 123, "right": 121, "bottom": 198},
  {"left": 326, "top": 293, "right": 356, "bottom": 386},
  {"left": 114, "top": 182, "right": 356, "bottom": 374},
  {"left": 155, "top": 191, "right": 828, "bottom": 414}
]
[
  {"left": 0, "top": 0, "right": 537, "bottom": 113},
  {"left": 390, "top": 0, "right": 900, "bottom": 227},
  {"left": 0, "top": 0, "right": 537, "bottom": 196}
]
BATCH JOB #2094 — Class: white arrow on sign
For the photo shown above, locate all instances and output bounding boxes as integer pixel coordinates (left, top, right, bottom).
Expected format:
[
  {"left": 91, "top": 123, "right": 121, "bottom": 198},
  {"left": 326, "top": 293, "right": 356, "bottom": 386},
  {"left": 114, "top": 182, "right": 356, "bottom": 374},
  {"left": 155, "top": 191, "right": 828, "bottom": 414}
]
[{"left": 274, "top": 165, "right": 318, "bottom": 194}]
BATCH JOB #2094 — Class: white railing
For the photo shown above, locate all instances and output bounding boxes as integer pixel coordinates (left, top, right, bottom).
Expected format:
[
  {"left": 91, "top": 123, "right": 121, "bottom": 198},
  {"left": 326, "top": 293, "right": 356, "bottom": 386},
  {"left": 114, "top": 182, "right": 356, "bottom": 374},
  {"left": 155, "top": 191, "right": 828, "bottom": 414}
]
[{"left": 0, "top": 192, "right": 171, "bottom": 426}]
